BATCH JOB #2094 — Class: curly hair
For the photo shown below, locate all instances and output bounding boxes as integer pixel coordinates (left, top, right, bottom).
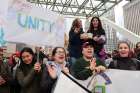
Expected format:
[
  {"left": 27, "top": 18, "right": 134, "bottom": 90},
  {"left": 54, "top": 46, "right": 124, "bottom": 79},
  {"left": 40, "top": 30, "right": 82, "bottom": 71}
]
[{"left": 70, "top": 18, "right": 82, "bottom": 32}]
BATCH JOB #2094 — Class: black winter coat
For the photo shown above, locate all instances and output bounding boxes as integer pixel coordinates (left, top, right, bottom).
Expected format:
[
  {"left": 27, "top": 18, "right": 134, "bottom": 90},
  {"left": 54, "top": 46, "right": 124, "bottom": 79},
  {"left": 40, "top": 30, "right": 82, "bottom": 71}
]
[
  {"left": 108, "top": 57, "right": 140, "bottom": 70},
  {"left": 40, "top": 64, "right": 57, "bottom": 93}
]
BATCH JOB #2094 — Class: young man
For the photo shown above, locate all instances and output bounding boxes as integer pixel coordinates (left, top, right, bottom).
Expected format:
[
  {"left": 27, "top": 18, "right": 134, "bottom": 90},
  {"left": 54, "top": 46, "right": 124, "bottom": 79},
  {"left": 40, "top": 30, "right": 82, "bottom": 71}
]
[{"left": 71, "top": 41, "right": 106, "bottom": 80}]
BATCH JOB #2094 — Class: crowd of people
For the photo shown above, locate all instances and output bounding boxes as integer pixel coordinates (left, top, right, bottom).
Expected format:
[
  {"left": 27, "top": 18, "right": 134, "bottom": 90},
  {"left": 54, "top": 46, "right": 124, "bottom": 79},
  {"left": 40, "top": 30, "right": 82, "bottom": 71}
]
[{"left": 0, "top": 16, "right": 140, "bottom": 93}]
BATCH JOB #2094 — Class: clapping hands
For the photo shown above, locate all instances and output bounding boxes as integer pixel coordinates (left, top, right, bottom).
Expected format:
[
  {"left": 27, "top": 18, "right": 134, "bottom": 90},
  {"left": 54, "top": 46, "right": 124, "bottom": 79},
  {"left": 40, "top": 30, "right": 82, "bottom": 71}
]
[
  {"left": 90, "top": 58, "right": 106, "bottom": 73},
  {"left": 89, "top": 58, "right": 96, "bottom": 71}
]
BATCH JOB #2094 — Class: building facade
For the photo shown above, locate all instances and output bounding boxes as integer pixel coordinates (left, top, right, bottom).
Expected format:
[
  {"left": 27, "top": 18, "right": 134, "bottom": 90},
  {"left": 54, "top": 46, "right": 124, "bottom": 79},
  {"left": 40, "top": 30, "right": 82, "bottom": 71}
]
[
  {"left": 123, "top": 0, "right": 140, "bottom": 47},
  {"left": 102, "top": 9, "right": 118, "bottom": 52}
]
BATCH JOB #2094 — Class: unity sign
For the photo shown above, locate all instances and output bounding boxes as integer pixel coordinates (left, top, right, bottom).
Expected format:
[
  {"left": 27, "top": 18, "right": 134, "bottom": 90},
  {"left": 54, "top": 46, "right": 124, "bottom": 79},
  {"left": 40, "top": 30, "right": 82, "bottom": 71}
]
[{"left": 0, "top": 0, "right": 65, "bottom": 47}]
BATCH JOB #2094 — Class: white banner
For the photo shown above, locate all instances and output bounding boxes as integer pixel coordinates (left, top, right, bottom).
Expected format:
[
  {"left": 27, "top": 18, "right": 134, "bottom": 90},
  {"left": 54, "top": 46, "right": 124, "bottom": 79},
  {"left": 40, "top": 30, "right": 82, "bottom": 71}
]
[
  {"left": 4, "top": 0, "right": 65, "bottom": 47},
  {"left": 53, "top": 73, "right": 90, "bottom": 93},
  {"left": 0, "top": 0, "right": 9, "bottom": 16},
  {"left": 94, "top": 69, "right": 140, "bottom": 93},
  {"left": 0, "top": 0, "right": 10, "bottom": 46},
  {"left": 54, "top": 69, "right": 140, "bottom": 93}
]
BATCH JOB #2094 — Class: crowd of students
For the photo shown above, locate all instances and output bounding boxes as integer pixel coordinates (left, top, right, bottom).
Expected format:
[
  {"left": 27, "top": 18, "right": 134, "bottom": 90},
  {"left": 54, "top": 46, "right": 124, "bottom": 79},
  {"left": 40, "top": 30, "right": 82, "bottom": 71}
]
[{"left": 0, "top": 16, "right": 140, "bottom": 93}]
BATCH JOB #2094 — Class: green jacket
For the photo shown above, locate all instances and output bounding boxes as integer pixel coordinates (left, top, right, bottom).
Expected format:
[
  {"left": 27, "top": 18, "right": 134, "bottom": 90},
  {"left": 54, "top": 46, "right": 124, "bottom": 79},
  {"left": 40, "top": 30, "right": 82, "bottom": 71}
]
[
  {"left": 72, "top": 57, "right": 106, "bottom": 80},
  {"left": 16, "top": 64, "right": 41, "bottom": 93}
]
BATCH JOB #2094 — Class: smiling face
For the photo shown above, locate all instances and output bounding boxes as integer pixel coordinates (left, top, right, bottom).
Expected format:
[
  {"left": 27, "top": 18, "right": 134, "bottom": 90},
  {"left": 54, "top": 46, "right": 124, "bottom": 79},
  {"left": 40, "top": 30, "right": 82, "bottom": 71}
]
[
  {"left": 82, "top": 45, "right": 94, "bottom": 59},
  {"left": 53, "top": 48, "right": 66, "bottom": 64},
  {"left": 118, "top": 43, "right": 130, "bottom": 57},
  {"left": 21, "top": 52, "right": 33, "bottom": 64}
]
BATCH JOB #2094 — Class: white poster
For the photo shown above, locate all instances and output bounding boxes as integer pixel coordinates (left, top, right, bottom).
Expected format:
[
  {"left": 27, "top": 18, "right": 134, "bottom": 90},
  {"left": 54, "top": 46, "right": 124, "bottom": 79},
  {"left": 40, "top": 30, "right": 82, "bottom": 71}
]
[
  {"left": 0, "top": 0, "right": 9, "bottom": 16},
  {"left": 53, "top": 73, "right": 90, "bottom": 93},
  {"left": 0, "top": 0, "right": 9, "bottom": 46},
  {"left": 54, "top": 69, "right": 140, "bottom": 93},
  {"left": 4, "top": 0, "right": 65, "bottom": 47},
  {"left": 93, "top": 69, "right": 140, "bottom": 93}
]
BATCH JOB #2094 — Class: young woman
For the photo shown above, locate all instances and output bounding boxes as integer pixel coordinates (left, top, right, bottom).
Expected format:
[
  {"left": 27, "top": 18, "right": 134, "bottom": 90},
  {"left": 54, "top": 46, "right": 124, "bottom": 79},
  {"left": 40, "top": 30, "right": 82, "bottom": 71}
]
[
  {"left": 68, "top": 18, "right": 84, "bottom": 61},
  {"left": 87, "top": 16, "right": 106, "bottom": 59},
  {"left": 8, "top": 52, "right": 21, "bottom": 93},
  {"left": 134, "top": 42, "right": 140, "bottom": 61},
  {"left": 16, "top": 47, "right": 42, "bottom": 93},
  {"left": 108, "top": 41, "right": 140, "bottom": 70},
  {"left": 40, "top": 47, "right": 69, "bottom": 93},
  {"left": 51, "top": 47, "right": 69, "bottom": 75}
]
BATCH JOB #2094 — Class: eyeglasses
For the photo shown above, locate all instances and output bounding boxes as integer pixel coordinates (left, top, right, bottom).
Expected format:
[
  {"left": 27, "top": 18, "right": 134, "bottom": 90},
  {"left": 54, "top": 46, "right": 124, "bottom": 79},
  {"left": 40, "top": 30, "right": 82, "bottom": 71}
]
[{"left": 56, "top": 51, "right": 65, "bottom": 54}]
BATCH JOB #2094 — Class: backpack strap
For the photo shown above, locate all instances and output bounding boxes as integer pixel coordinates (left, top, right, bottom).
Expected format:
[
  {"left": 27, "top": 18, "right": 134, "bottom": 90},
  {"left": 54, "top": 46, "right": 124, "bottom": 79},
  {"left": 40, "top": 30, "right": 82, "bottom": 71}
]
[
  {"left": 113, "top": 60, "right": 118, "bottom": 68},
  {"left": 131, "top": 58, "right": 140, "bottom": 69}
]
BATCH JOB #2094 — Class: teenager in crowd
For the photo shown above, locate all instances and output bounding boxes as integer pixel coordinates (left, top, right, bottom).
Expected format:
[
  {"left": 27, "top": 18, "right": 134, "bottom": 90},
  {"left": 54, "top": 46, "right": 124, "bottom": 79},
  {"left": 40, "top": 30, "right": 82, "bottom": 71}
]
[
  {"left": 108, "top": 41, "right": 140, "bottom": 70},
  {"left": 68, "top": 18, "right": 84, "bottom": 64},
  {"left": 16, "top": 47, "right": 42, "bottom": 93},
  {"left": 134, "top": 42, "right": 140, "bottom": 61},
  {"left": 40, "top": 47, "right": 69, "bottom": 93},
  {"left": 71, "top": 42, "right": 106, "bottom": 80},
  {"left": 0, "top": 47, "right": 12, "bottom": 93},
  {"left": 87, "top": 16, "right": 106, "bottom": 59}
]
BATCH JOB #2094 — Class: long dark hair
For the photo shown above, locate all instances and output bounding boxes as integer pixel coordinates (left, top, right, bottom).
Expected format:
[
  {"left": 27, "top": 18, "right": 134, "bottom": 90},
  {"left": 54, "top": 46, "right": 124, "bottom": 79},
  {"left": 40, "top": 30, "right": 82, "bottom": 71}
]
[
  {"left": 19, "top": 47, "right": 36, "bottom": 70},
  {"left": 88, "top": 16, "right": 104, "bottom": 33}
]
